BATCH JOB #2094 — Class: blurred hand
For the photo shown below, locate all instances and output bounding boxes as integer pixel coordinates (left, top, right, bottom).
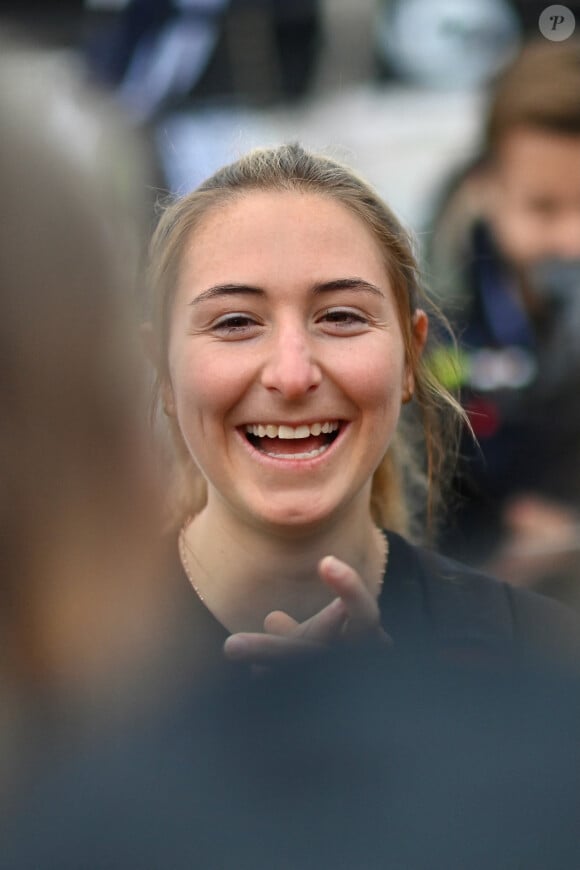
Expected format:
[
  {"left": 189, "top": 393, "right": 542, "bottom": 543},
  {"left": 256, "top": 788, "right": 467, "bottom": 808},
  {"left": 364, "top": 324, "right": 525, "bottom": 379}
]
[
  {"left": 485, "top": 494, "right": 580, "bottom": 588},
  {"left": 223, "top": 555, "right": 392, "bottom": 666},
  {"left": 503, "top": 494, "right": 579, "bottom": 544}
]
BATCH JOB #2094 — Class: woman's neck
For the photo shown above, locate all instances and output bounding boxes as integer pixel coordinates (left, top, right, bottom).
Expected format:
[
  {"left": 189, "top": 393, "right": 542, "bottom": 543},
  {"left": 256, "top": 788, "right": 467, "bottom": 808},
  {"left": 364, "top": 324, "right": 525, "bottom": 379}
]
[{"left": 180, "top": 500, "right": 387, "bottom": 633}]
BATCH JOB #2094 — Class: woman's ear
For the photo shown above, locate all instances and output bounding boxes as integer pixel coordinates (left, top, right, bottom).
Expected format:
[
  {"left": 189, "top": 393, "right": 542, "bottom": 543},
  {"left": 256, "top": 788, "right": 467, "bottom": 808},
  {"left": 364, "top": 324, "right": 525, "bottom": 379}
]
[
  {"left": 402, "top": 309, "right": 429, "bottom": 403},
  {"left": 412, "top": 308, "right": 429, "bottom": 355}
]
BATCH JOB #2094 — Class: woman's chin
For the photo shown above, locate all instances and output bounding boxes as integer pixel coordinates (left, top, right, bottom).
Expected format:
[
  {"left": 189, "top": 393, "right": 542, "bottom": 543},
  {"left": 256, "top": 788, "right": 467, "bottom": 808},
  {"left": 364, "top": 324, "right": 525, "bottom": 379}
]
[{"left": 246, "top": 496, "right": 339, "bottom": 536}]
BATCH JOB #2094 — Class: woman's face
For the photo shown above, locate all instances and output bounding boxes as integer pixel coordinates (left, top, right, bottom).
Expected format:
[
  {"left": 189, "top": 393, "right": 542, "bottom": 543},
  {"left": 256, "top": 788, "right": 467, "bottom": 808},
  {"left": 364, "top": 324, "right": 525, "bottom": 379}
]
[{"left": 165, "top": 190, "right": 424, "bottom": 533}]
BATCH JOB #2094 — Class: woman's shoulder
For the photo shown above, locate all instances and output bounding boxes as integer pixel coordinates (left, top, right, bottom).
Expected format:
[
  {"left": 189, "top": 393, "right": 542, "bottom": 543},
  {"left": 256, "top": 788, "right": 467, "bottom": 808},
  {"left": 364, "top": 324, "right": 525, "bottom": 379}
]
[{"left": 383, "top": 530, "right": 580, "bottom": 667}]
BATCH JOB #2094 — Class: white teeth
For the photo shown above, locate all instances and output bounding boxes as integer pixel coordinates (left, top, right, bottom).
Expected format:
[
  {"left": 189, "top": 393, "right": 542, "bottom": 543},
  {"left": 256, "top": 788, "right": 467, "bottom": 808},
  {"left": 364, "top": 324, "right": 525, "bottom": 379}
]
[
  {"left": 278, "top": 424, "right": 296, "bottom": 439},
  {"left": 262, "top": 444, "right": 328, "bottom": 460},
  {"left": 244, "top": 421, "right": 339, "bottom": 439}
]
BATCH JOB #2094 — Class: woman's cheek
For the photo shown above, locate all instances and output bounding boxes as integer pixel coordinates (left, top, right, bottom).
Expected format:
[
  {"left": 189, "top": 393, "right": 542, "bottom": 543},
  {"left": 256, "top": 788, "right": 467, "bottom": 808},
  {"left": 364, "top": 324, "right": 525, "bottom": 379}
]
[
  {"left": 346, "top": 345, "right": 404, "bottom": 406},
  {"left": 174, "top": 347, "right": 249, "bottom": 420}
]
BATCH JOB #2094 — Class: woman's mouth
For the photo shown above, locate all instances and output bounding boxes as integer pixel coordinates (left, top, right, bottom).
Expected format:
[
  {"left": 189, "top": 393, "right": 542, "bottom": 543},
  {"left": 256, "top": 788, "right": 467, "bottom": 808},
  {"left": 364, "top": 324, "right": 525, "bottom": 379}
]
[{"left": 242, "top": 420, "right": 342, "bottom": 460}]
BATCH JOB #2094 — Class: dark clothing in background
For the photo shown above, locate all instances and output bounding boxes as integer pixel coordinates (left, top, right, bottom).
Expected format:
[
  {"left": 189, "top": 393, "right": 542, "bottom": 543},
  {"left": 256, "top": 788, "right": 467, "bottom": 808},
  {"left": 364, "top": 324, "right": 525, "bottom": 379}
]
[
  {"left": 450, "top": 222, "right": 580, "bottom": 507},
  {"left": 427, "top": 182, "right": 580, "bottom": 571}
]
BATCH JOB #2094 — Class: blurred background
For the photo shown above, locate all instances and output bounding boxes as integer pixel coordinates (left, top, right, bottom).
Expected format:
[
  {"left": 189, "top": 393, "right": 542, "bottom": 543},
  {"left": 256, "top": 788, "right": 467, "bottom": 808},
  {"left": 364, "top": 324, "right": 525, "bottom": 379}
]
[{"left": 1, "top": 0, "right": 554, "bottom": 224}]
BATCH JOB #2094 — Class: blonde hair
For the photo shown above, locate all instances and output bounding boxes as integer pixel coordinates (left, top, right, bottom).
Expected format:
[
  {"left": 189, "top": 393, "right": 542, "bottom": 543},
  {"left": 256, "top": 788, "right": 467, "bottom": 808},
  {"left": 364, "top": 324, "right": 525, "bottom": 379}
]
[{"left": 148, "top": 143, "right": 463, "bottom": 540}]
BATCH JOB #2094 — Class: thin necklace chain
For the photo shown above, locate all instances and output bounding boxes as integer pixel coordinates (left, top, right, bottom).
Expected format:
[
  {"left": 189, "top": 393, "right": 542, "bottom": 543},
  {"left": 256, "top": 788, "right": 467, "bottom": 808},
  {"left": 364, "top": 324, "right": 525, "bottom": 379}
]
[
  {"left": 375, "top": 527, "right": 389, "bottom": 595},
  {"left": 178, "top": 517, "right": 205, "bottom": 601},
  {"left": 178, "top": 517, "right": 389, "bottom": 605}
]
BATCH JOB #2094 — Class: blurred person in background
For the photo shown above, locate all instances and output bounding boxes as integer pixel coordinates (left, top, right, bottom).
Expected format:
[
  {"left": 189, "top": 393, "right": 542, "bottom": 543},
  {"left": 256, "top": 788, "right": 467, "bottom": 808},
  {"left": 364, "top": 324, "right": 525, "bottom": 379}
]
[
  {"left": 0, "top": 36, "right": 191, "bottom": 813},
  {"left": 426, "top": 40, "right": 580, "bottom": 607}
]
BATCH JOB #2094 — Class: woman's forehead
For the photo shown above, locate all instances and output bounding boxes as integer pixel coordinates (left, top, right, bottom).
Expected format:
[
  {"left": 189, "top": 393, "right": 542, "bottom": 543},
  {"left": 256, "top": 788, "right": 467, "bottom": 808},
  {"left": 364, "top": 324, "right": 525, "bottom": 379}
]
[{"left": 177, "top": 189, "right": 389, "bottom": 292}]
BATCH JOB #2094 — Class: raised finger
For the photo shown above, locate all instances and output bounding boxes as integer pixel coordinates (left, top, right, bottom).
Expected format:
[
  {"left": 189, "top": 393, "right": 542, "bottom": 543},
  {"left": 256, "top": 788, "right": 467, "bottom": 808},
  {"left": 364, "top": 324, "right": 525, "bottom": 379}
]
[{"left": 318, "top": 555, "right": 380, "bottom": 635}]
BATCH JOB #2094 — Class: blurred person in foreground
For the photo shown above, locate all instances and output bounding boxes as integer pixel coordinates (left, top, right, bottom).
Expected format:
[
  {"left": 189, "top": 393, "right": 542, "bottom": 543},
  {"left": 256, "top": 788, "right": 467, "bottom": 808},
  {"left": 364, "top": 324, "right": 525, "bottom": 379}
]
[
  {"left": 426, "top": 40, "right": 580, "bottom": 604},
  {"left": 5, "top": 649, "right": 580, "bottom": 869},
  {"left": 0, "top": 36, "right": 192, "bottom": 812}
]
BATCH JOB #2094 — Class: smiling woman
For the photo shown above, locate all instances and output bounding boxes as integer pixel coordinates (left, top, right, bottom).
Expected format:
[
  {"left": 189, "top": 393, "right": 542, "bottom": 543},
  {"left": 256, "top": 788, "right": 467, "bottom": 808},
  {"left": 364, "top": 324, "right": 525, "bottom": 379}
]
[{"left": 146, "top": 143, "right": 580, "bottom": 663}]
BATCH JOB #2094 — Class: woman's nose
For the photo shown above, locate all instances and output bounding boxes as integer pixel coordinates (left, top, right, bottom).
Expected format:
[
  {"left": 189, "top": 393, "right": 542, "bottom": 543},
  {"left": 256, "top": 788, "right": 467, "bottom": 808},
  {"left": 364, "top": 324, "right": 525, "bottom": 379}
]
[{"left": 260, "top": 325, "right": 322, "bottom": 399}]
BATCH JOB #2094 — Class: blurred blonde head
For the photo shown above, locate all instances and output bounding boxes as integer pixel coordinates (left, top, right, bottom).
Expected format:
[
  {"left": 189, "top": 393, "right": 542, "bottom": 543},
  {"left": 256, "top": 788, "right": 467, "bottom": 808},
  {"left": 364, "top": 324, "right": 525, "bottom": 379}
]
[{"left": 0, "top": 39, "right": 164, "bottom": 700}]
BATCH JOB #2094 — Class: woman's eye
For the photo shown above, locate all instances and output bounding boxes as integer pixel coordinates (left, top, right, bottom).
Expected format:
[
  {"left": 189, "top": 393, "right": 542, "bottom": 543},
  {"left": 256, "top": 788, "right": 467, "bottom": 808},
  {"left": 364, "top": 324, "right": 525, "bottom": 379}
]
[
  {"left": 320, "top": 309, "right": 369, "bottom": 329},
  {"left": 211, "top": 314, "right": 259, "bottom": 336}
]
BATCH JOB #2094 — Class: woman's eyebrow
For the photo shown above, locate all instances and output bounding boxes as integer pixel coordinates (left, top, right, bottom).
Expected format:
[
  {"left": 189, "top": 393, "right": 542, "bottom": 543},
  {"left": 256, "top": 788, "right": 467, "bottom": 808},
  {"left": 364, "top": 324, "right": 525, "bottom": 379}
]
[
  {"left": 311, "top": 278, "right": 385, "bottom": 297},
  {"left": 189, "top": 277, "right": 385, "bottom": 306},
  {"left": 189, "top": 284, "right": 265, "bottom": 306}
]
